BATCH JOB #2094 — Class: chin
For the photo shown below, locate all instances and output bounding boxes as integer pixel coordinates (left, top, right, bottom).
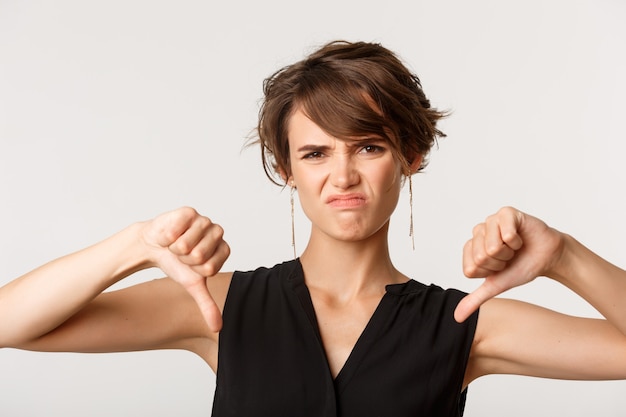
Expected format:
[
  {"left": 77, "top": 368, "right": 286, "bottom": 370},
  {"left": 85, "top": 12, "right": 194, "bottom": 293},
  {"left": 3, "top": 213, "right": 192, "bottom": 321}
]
[{"left": 333, "top": 224, "right": 387, "bottom": 243}]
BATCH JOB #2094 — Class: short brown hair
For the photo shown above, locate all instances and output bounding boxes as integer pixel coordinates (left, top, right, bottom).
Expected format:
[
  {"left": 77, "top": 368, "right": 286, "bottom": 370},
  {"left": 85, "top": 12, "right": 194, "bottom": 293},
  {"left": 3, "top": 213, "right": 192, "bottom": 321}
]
[{"left": 255, "top": 40, "right": 447, "bottom": 185}]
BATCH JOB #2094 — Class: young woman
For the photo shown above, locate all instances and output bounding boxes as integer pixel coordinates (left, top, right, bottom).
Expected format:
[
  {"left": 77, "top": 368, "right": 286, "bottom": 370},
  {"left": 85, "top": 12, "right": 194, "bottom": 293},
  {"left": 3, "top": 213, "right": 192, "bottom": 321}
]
[{"left": 1, "top": 41, "right": 625, "bottom": 416}]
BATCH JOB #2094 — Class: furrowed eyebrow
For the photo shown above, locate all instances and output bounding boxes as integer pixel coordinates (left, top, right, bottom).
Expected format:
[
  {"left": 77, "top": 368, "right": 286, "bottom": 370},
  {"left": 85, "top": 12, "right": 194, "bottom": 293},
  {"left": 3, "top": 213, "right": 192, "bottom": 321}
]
[
  {"left": 295, "top": 137, "right": 386, "bottom": 153},
  {"left": 346, "top": 137, "right": 387, "bottom": 148},
  {"left": 296, "top": 144, "right": 331, "bottom": 153}
]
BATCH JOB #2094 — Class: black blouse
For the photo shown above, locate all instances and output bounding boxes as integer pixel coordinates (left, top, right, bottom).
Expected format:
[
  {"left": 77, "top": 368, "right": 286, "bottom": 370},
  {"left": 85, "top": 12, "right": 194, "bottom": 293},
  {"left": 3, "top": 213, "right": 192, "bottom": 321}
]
[{"left": 212, "top": 259, "right": 478, "bottom": 417}]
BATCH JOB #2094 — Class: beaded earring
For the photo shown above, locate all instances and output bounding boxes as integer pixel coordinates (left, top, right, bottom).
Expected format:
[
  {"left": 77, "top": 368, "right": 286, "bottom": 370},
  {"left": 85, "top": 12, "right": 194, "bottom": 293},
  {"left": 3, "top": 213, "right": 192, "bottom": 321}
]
[
  {"left": 290, "top": 182, "right": 297, "bottom": 258},
  {"left": 409, "top": 174, "right": 415, "bottom": 251}
]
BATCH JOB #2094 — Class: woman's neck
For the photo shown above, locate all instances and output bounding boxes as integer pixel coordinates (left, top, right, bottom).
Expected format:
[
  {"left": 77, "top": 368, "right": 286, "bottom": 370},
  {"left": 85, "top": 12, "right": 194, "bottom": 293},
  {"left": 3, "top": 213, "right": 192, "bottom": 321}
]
[{"left": 298, "top": 223, "right": 408, "bottom": 299}]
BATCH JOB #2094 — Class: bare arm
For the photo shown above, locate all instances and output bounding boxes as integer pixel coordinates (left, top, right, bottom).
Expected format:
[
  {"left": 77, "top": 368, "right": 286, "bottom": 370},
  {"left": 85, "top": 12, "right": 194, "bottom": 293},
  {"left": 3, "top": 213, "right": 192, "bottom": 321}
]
[
  {"left": 0, "top": 207, "right": 230, "bottom": 356},
  {"left": 457, "top": 207, "right": 626, "bottom": 384}
]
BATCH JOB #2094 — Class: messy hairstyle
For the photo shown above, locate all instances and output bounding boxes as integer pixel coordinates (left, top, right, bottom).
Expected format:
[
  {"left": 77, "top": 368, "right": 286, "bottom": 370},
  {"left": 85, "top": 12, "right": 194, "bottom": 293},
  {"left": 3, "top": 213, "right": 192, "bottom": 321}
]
[{"left": 255, "top": 40, "right": 447, "bottom": 185}]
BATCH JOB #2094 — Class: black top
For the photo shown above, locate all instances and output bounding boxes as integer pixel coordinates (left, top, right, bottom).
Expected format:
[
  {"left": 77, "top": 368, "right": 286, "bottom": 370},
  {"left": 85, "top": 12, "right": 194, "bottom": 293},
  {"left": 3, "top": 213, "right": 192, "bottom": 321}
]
[{"left": 212, "top": 259, "right": 479, "bottom": 417}]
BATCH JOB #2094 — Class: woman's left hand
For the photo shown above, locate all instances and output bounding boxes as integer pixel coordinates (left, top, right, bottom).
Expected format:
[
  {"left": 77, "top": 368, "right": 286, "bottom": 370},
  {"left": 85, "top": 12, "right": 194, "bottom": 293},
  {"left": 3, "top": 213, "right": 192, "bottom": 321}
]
[{"left": 454, "top": 206, "right": 564, "bottom": 322}]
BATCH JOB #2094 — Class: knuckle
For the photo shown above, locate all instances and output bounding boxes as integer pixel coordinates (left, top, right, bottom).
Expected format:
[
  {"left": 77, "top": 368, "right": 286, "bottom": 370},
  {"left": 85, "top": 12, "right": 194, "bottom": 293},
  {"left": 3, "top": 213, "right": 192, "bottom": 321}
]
[
  {"left": 212, "top": 224, "right": 224, "bottom": 238},
  {"left": 178, "top": 206, "right": 198, "bottom": 219},
  {"left": 500, "top": 230, "right": 517, "bottom": 245},
  {"left": 202, "top": 262, "right": 218, "bottom": 277},
  {"left": 198, "top": 215, "right": 213, "bottom": 228},
  {"left": 463, "top": 264, "right": 478, "bottom": 277},
  {"left": 188, "top": 248, "right": 206, "bottom": 264},
  {"left": 172, "top": 240, "right": 192, "bottom": 255},
  {"left": 162, "top": 229, "right": 178, "bottom": 246},
  {"left": 498, "top": 206, "right": 515, "bottom": 217},
  {"left": 473, "top": 251, "right": 488, "bottom": 265},
  {"left": 485, "top": 243, "right": 502, "bottom": 257}
]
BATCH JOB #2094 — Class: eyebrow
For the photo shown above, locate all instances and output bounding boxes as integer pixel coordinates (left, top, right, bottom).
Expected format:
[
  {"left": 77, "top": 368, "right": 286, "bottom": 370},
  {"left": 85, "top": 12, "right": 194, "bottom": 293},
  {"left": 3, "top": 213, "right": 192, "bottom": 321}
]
[
  {"left": 295, "top": 138, "right": 386, "bottom": 153},
  {"left": 295, "top": 144, "right": 331, "bottom": 153}
]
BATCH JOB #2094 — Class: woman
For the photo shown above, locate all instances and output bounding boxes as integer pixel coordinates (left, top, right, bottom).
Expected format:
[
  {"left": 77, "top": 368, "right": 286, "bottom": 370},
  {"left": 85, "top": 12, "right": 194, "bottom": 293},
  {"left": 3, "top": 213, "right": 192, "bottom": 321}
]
[{"left": 1, "top": 41, "right": 625, "bottom": 416}]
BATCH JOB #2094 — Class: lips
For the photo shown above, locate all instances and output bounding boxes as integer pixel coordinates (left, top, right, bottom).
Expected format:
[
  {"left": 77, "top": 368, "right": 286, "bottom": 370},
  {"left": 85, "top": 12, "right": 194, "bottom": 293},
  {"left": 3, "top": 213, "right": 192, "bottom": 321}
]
[{"left": 325, "top": 193, "right": 367, "bottom": 208}]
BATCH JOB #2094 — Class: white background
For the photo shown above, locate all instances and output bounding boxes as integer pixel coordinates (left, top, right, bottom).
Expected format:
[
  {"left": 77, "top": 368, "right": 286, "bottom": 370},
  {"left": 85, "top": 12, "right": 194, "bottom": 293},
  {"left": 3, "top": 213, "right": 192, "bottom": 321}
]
[{"left": 1, "top": 0, "right": 625, "bottom": 415}]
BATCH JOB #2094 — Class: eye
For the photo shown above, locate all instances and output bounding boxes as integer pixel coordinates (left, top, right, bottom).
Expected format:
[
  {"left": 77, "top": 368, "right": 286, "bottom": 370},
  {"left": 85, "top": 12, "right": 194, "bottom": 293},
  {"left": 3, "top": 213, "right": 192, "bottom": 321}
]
[
  {"left": 359, "top": 144, "right": 385, "bottom": 154},
  {"left": 303, "top": 151, "right": 325, "bottom": 160}
]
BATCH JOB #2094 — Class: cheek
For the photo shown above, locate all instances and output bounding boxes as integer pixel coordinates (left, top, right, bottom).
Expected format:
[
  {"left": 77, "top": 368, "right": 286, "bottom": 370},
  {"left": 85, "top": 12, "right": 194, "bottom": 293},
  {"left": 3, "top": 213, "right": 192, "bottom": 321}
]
[
  {"left": 376, "top": 162, "right": 403, "bottom": 193},
  {"left": 290, "top": 168, "right": 323, "bottom": 210}
]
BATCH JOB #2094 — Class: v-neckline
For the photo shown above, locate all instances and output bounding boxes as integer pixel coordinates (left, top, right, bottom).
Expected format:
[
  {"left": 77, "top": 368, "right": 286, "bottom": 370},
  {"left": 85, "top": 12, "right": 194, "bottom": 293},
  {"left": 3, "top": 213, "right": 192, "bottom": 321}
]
[{"left": 287, "top": 259, "right": 405, "bottom": 393}]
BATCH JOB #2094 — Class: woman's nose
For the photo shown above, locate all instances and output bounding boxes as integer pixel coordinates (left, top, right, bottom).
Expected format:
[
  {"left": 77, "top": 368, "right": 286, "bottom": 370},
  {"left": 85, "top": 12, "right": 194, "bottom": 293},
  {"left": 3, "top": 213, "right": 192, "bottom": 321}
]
[{"left": 329, "top": 155, "right": 359, "bottom": 189}]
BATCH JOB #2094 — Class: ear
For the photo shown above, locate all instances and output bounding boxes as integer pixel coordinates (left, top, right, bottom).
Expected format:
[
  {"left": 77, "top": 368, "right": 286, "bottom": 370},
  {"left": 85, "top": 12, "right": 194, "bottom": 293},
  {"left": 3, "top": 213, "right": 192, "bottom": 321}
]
[{"left": 408, "top": 154, "right": 424, "bottom": 175}]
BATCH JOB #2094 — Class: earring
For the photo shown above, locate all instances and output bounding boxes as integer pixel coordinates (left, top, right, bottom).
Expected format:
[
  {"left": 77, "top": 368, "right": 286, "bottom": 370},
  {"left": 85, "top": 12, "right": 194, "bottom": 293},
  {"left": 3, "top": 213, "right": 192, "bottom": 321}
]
[
  {"left": 290, "top": 182, "right": 297, "bottom": 259},
  {"left": 409, "top": 174, "right": 415, "bottom": 251}
]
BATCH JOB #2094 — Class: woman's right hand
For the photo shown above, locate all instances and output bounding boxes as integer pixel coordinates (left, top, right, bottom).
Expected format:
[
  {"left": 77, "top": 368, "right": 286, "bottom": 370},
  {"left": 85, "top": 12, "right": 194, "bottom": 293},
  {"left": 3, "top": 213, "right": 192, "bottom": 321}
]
[{"left": 140, "top": 207, "right": 231, "bottom": 332}]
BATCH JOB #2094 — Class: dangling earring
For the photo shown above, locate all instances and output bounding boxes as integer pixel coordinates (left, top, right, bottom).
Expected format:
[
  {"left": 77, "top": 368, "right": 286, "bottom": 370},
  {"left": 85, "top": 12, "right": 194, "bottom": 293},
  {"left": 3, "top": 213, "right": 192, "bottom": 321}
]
[
  {"left": 290, "top": 182, "right": 297, "bottom": 259},
  {"left": 408, "top": 174, "right": 415, "bottom": 251}
]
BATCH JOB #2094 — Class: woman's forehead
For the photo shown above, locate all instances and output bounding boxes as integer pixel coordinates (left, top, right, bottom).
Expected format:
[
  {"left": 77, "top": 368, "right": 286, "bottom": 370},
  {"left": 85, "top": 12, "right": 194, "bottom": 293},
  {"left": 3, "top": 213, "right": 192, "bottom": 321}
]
[{"left": 287, "top": 107, "right": 389, "bottom": 144}]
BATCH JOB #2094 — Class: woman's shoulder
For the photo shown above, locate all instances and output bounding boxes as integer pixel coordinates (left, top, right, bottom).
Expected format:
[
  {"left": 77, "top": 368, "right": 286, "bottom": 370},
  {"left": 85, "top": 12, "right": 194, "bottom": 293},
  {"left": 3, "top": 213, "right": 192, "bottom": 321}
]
[
  {"left": 385, "top": 278, "right": 478, "bottom": 330},
  {"left": 232, "top": 258, "right": 302, "bottom": 285},
  {"left": 386, "top": 278, "right": 469, "bottom": 301}
]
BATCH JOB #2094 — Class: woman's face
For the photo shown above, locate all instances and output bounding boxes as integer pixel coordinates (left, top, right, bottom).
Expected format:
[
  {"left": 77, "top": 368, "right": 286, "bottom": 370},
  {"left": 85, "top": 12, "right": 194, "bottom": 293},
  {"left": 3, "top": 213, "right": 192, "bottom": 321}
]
[{"left": 287, "top": 109, "right": 404, "bottom": 243}]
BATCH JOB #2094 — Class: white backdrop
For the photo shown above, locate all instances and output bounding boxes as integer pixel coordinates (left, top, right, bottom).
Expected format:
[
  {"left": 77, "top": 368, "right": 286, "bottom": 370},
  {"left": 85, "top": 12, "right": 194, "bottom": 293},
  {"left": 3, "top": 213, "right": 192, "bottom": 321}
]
[{"left": 1, "top": 1, "right": 625, "bottom": 416}]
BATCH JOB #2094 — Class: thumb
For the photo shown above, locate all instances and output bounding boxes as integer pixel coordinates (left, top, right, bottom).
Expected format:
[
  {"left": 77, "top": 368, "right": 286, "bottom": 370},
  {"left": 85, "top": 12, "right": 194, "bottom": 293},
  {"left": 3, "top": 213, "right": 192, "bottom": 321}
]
[
  {"left": 184, "top": 279, "right": 223, "bottom": 332},
  {"left": 454, "top": 278, "right": 503, "bottom": 323}
]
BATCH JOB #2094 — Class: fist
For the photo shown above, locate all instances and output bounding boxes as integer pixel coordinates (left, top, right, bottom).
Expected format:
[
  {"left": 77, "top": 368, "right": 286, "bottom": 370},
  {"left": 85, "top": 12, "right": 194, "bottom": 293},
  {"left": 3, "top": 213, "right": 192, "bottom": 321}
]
[
  {"left": 454, "top": 206, "right": 563, "bottom": 323},
  {"left": 141, "top": 207, "right": 230, "bottom": 331}
]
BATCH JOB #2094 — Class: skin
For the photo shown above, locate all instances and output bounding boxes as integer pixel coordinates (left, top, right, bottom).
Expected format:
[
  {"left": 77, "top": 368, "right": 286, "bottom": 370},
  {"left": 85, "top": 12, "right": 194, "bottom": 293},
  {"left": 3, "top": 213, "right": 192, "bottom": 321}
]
[{"left": 1, "top": 109, "right": 626, "bottom": 395}]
